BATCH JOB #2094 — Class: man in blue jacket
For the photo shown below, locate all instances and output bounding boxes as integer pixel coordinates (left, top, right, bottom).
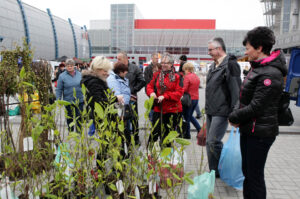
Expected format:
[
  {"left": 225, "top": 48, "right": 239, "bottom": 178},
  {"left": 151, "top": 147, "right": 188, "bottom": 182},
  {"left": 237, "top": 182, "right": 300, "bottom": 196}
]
[{"left": 56, "top": 59, "right": 84, "bottom": 132}]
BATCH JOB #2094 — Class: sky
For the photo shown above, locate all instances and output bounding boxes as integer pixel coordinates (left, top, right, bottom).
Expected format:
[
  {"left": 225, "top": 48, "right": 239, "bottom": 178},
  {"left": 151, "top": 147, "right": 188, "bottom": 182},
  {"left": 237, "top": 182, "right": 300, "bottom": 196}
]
[{"left": 22, "top": 0, "right": 265, "bottom": 30}]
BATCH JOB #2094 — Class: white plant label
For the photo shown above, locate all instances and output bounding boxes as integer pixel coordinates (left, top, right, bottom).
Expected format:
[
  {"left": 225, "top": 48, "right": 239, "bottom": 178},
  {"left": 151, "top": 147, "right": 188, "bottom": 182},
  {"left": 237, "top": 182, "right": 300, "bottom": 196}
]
[
  {"left": 124, "top": 143, "right": 128, "bottom": 155},
  {"left": 48, "top": 130, "right": 54, "bottom": 140},
  {"left": 23, "top": 137, "right": 33, "bottom": 151},
  {"left": 135, "top": 186, "right": 140, "bottom": 199},
  {"left": 116, "top": 180, "right": 124, "bottom": 194},
  {"left": 0, "top": 184, "right": 12, "bottom": 199},
  {"left": 149, "top": 180, "right": 156, "bottom": 194}
]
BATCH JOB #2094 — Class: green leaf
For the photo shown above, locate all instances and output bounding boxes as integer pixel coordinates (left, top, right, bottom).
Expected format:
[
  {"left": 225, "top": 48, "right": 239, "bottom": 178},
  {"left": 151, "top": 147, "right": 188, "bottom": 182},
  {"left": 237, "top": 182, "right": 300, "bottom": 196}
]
[
  {"left": 163, "top": 130, "right": 178, "bottom": 144},
  {"left": 167, "top": 178, "right": 172, "bottom": 187},
  {"left": 161, "top": 147, "right": 172, "bottom": 158},
  {"left": 108, "top": 183, "right": 117, "bottom": 191},
  {"left": 184, "top": 175, "right": 194, "bottom": 185},
  {"left": 20, "top": 66, "right": 25, "bottom": 79},
  {"left": 172, "top": 172, "right": 181, "bottom": 180},
  {"left": 118, "top": 122, "right": 124, "bottom": 132},
  {"left": 22, "top": 81, "right": 34, "bottom": 87},
  {"left": 175, "top": 138, "right": 191, "bottom": 146},
  {"left": 94, "top": 102, "right": 104, "bottom": 119},
  {"left": 57, "top": 100, "right": 71, "bottom": 106}
]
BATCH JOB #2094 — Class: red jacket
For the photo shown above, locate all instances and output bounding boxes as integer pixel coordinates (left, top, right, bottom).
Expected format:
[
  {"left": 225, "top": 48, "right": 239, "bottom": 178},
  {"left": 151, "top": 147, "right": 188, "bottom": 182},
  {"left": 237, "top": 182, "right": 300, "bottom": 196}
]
[
  {"left": 146, "top": 71, "right": 184, "bottom": 114},
  {"left": 183, "top": 72, "right": 200, "bottom": 100}
]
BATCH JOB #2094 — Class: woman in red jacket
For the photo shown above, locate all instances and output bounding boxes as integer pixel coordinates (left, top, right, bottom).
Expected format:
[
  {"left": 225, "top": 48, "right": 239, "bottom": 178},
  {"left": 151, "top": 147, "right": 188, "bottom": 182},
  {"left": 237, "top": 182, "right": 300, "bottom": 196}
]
[
  {"left": 146, "top": 53, "right": 184, "bottom": 147},
  {"left": 182, "top": 62, "right": 202, "bottom": 139}
]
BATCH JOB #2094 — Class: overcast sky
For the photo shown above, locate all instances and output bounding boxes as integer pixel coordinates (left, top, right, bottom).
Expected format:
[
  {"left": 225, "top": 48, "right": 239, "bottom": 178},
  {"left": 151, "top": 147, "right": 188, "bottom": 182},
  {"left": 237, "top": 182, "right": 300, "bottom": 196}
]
[{"left": 22, "top": 0, "right": 265, "bottom": 30}]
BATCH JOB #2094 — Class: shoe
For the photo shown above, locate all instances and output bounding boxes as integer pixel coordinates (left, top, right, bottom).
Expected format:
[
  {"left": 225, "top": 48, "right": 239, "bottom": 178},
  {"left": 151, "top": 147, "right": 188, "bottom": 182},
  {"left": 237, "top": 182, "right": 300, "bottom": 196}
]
[
  {"left": 183, "top": 134, "right": 191, "bottom": 139},
  {"left": 196, "top": 115, "right": 201, "bottom": 119}
]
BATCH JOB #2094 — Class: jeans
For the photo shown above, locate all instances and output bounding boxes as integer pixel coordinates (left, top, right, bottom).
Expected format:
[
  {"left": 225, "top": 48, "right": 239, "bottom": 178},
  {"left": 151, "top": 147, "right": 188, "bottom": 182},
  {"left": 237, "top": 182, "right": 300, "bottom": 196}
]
[
  {"left": 241, "top": 135, "right": 275, "bottom": 199},
  {"left": 65, "top": 102, "right": 84, "bottom": 132},
  {"left": 183, "top": 100, "right": 201, "bottom": 138},
  {"left": 206, "top": 114, "right": 228, "bottom": 173},
  {"left": 195, "top": 103, "right": 201, "bottom": 117}
]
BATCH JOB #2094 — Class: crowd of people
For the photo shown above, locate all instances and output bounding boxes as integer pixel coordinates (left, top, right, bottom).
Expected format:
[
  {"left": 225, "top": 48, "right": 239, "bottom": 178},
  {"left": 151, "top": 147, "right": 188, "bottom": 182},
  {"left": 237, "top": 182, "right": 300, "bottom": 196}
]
[{"left": 53, "top": 26, "right": 287, "bottom": 199}]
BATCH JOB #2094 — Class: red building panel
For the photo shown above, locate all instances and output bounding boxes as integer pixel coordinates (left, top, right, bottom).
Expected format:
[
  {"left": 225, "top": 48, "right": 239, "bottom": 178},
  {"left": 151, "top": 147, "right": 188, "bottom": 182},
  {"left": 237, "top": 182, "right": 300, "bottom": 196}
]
[{"left": 135, "top": 19, "right": 215, "bottom": 30}]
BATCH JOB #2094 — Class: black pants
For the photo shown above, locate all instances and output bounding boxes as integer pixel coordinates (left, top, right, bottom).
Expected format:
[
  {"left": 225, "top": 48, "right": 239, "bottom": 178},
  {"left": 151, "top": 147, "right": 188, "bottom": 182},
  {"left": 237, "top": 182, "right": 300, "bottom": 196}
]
[
  {"left": 65, "top": 102, "right": 84, "bottom": 132},
  {"left": 148, "top": 112, "right": 181, "bottom": 148},
  {"left": 130, "top": 100, "right": 139, "bottom": 144},
  {"left": 240, "top": 134, "right": 275, "bottom": 199}
]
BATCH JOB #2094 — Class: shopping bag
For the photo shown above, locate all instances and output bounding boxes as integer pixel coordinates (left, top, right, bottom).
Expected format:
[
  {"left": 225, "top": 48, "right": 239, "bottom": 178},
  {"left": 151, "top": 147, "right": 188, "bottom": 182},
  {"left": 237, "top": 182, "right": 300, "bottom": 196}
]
[
  {"left": 88, "top": 123, "right": 95, "bottom": 136},
  {"left": 218, "top": 127, "right": 244, "bottom": 190},
  {"left": 187, "top": 170, "right": 215, "bottom": 199},
  {"left": 197, "top": 122, "right": 206, "bottom": 146}
]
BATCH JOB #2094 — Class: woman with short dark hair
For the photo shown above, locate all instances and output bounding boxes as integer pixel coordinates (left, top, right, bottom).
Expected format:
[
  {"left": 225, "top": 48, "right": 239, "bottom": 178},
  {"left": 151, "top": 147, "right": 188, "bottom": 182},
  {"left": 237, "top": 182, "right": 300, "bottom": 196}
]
[{"left": 229, "top": 26, "right": 288, "bottom": 199}]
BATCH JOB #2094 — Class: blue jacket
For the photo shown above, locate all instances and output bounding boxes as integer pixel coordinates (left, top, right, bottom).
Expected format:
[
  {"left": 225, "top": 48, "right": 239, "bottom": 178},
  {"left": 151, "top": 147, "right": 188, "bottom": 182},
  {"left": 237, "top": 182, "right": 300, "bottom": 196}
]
[
  {"left": 56, "top": 70, "right": 84, "bottom": 103},
  {"left": 107, "top": 71, "right": 131, "bottom": 105}
]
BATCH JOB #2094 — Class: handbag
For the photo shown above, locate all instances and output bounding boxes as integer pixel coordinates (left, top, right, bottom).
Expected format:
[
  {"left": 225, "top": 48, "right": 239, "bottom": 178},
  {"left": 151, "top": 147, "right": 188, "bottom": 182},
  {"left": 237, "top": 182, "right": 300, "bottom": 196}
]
[
  {"left": 123, "top": 104, "right": 133, "bottom": 120},
  {"left": 181, "top": 92, "right": 192, "bottom": 107},
  {"left": 278, "top": 91, "right": 294, "bottom": 126},
  {"left": 197, "top": 122, "right": 206, "bottom": 146}
]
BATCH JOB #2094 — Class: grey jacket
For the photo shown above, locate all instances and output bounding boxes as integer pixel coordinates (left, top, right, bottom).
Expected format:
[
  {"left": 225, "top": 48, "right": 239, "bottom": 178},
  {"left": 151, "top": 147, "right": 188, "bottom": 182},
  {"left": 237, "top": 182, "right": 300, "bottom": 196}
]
[{"left": 205, "top": 55, "right": 241, "bottom": 117}]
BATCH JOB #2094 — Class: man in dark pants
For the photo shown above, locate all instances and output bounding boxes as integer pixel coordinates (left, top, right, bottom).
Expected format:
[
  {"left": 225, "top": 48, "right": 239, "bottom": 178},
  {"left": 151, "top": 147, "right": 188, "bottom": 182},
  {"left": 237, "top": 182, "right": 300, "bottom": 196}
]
[
  {"left": 117, "top": 51, "right": 145, "bottom": 145},
  {"left": 205, "top": 37, "right": 241, "bottom": 177}
]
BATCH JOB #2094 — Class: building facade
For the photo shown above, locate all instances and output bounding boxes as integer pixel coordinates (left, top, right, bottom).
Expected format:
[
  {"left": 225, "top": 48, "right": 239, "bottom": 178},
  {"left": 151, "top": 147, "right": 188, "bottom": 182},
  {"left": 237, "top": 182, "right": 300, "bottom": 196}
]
[
  {"left": 89, "top": 4, "right": 248, "bottom": 64},
  {"left": 0, "top": 0, "right": 91, "bottom": 60},
  {"left": 261, "top": 0, "right": 300, "bottom": 51}
]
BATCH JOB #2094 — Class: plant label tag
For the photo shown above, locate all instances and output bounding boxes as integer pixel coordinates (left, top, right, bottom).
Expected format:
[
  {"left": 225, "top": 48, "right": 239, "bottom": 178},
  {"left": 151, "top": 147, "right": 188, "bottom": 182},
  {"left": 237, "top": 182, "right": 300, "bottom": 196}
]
[
  {"left": 124, "top": 143, "right": 128, "bottom": 155},
  {"left": 135, "top": 186, "right": 140, "bottom": 199},
  {"left": 48, "top": 130, "right": 54, "bottom": 140},
  {"left": 149, "top": 180, "right": 157, "bottom": 194},
  {"left": 65, "top": 166, "right": 71, "bottom": 177},
  {"left": 23, "top": 137, "right": 33, "bottom": 151},
  {"left": 116, "top": 180, "right": 124, "bottom": 194},
  {"left": 0, "top": 184, "right": 12, "bottom": 199}
]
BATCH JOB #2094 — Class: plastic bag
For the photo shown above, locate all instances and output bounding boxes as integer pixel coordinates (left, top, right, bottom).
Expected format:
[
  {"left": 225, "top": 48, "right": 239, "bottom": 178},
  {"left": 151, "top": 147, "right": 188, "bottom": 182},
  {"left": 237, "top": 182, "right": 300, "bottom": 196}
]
[
  {"left": 188, "top": 170, "right": 215, "bottom": 199},
  {"left": 218, "top": 127, "right": 244, "bottom": 190},
  {"left": 88, "top": 123, "right": 95, "bottom": 136}
]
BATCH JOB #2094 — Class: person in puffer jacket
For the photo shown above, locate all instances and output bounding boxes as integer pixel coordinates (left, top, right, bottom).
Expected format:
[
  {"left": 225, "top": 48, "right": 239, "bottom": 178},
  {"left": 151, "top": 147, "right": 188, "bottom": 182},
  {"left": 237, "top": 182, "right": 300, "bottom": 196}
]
[{"left": 229, "top": 26, "right": 288, "bottom": 199}]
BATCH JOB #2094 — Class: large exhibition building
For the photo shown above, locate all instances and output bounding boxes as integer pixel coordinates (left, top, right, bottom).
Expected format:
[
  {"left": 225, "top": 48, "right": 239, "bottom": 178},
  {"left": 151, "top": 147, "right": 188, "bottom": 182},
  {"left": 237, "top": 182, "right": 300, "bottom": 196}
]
[
  {"left": 0, "top": 0, "right": 91, "bottom": 60},
  {"left": 89, "top": 4, "right": 248, "bottom": 64}
]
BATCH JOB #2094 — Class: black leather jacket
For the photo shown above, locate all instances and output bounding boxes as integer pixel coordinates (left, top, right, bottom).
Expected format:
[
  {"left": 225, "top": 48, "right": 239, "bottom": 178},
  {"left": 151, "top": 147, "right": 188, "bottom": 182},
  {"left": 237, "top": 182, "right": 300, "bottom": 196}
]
[
  {"left": 125, "top": 63, "right": 145, "bottom": 95},
  {"left": 205, "top": 55, "right": 241, "bottom": 117},
  {"left": 229, "top": 50, "right": 288, "bottom": 137}
]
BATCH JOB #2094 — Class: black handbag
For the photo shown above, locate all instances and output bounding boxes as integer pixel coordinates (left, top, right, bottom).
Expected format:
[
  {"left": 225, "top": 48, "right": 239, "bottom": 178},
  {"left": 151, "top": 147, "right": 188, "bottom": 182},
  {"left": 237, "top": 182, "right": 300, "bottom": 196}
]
[
  {"left": 123, "top": 104, "right": 133, "bottom": 120},
  {"left": 181, "top": 92, "right": 192, "bottom": 107},
  {"left": 278, "top": 91, "right": 294, "bottom": 126}
]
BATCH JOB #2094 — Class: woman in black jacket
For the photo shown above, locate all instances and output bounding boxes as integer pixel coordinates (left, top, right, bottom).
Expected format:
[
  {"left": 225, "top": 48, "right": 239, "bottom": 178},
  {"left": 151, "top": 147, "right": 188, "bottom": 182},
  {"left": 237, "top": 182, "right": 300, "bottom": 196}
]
[
  {"left": 81, "top": 56, "right": 123, "bottom": 121},
  {"left": 229, "top": 27, "right": 287, "bottom": 199}
]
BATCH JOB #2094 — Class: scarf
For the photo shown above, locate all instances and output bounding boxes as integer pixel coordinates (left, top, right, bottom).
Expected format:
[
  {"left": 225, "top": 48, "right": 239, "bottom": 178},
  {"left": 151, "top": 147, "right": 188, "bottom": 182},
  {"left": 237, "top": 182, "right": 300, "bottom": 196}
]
[{"left": 158, "top": 68, "right": 175, "bottom": 94}]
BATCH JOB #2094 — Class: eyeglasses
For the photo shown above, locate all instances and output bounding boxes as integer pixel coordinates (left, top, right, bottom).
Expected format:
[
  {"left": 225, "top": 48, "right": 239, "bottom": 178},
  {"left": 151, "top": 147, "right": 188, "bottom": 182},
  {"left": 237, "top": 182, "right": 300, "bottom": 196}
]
[
  {"left": 161, "top": 62, "right": 171, "bottom": 65},
  {"left": 208, "top": 47, "right": 218, "bottom": 52}
]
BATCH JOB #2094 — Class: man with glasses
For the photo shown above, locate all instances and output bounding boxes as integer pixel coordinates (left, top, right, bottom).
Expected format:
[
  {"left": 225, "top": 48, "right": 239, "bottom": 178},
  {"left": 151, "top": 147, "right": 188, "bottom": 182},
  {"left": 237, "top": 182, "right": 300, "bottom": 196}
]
[{"left": 205, "top": 37, "right": 241, "bottom": 177}]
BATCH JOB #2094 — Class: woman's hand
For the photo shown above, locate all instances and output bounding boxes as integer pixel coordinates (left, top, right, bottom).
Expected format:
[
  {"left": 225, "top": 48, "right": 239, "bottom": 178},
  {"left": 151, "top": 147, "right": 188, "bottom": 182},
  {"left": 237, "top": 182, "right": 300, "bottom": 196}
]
[
  {"left": 150, "top": 92, "right": 157, "bottom": 99},
  {"left": 117, "top": 95, "right": 124, "bottom": 105},
  {"left": 157, "top": 95, "right": 164, "bottom": 103}
]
